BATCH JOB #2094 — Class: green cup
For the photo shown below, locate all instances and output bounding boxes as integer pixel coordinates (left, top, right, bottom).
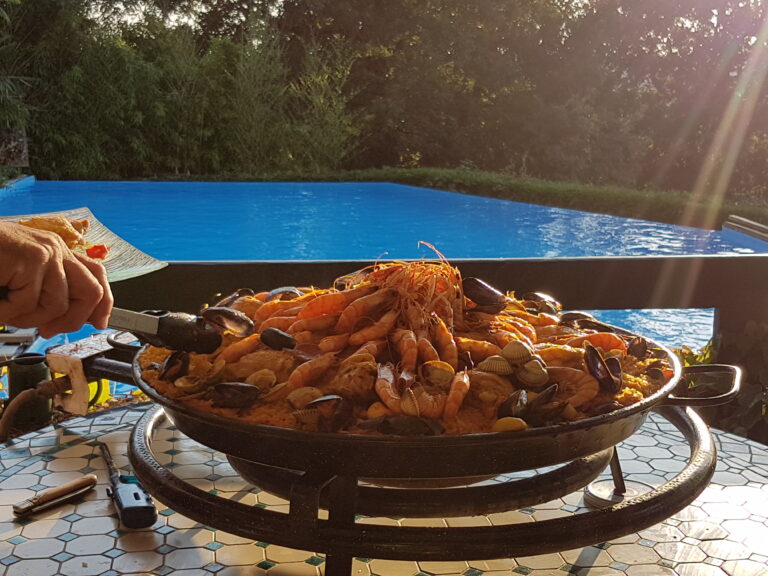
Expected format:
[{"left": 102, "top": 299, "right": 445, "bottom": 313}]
[{"left": 7, "top": 354, "right": 52, "bottom": 429}]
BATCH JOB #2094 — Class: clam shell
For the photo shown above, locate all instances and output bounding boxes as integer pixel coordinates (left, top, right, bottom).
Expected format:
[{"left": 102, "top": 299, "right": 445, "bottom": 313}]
[
  {"left": 501, "top": 340, "right": 534, "bottom": 365},
  {"left": 292, "top": 407, "right": 320, "bottom": 428},
  {"left": 515, "top": 359, "right": 549, "bottom": 388},
  {"left": 420, "top": 360, "right": 455, "bottom": 388},
  {"left": 173, "top": 375, "right": 209, "bottom": 394},
  {"left": 244, "top": 368, "right": 277, "bottom": 389},
  {"left": 400, "top": 388, "right": 421, "bottom": 417},
  {"left": 476, "top": 354, "right": 514, "bottom": 375}
]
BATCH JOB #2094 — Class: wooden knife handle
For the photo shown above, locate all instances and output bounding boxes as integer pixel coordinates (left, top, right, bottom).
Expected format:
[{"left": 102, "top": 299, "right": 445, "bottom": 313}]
[{"left": 33, "top": 474, "right": 98, "bottom": 505}]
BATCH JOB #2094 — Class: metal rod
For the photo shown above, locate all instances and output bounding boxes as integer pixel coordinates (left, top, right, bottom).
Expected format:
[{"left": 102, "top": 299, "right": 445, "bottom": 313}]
[{"left": 609, "top": 448, "right": 627, "bottom": 495}]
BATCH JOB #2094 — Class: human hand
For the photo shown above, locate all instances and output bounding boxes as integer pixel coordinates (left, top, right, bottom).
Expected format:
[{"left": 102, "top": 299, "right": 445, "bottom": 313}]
[{"left": 0, "top": 221, "right": 114, "bottom": 338}]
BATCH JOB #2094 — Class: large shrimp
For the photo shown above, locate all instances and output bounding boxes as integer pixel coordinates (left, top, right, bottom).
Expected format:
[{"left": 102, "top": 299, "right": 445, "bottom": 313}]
[
  {"left": 454, "top": 337, "right": 502, "bottom": 364},
  {"left": 546, "top": 366, "right": 599, "bottom": 409},
  {"left": 390, "top": 328, "right": 418, "bottom": 373},
  {"left": 443, "top": 369, "right": 471, "bottom": 419},
  {"left": 296, "top": 284, "right": 377, "bottom": 320},
  {"left": 352, "top": 338, "right": 388, "bottom": 359},
  {"left": 335, "top": 288, "right": 398, "bottom": 333},
  {"left": 348, "top": 309, "right": 400, "bottom": 347},
  {"left": 431, "top": 314, "right": 458, "bottom": 369},
  {"left": 416, "top": 329, "right": 440, "bottom": 363},
  {"left": 257, "top": 315, "right": 298, "bottom": 332},
  {"left": 535, "top": 344, "right": 584, "bottom": 368},
  {"left": 217, "top": 333, "right": 262, "bottom": 363},
  {"left": 318, "top": 333, "right": 350, "bottom": 353},
  {"left": 374, "top": 363, "right": 402, "bottom": 413},
  {"left": 287, "top": 313, "right": 339, "bottom": 333},
  {"left": 254, "top": 298, "right": 307, "bottom": 323},
  {"left": 566, "top": 332, "right": 627, "bottom": 355},
  {"left": 286, "top": 352, "right": 337, "bottom": 391},
  {"left": 411, "top": 385, "right": 446, "bottom": 419}
]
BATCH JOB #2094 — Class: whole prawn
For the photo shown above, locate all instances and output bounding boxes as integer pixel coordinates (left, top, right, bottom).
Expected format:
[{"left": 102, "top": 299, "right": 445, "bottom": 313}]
[
  {"left": 375, "top": 363, "right": 402, "bottom": 413},
  {"left": 431, "top": 314, "right": 458, "bottom": 369},
  {"left": 348, "top": 309, "right": 400, "bottom": 347},
  {"left": 566, "top": 332, "right": 627, "bottom": 355},
  {"left": 391, "top": 328, "right": 418, "bottom": 373},
  {"left": 296, "top": 284, "right": 377, "bottom": 320},
  {"left": 546, "top": 366, "right": 599, "bottom": 409},
  {"left": 335, "top": 288, "right": 398, "bottom": 333},
  {"left": 443, "top": 369, "right": 471, "bottom": 419},
  {"left": 286, "top": 352, "right": 337, "bottom": 391}
]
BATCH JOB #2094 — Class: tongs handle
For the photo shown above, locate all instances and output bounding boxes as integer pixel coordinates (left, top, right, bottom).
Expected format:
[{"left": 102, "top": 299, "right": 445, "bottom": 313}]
[{"left": 662, "top": 364, "right": 742, "bottom": 407}]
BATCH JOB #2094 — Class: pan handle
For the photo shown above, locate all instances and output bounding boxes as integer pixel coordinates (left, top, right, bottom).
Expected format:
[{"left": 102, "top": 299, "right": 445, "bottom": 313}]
[{"left": 661, "top": 364, "right": 742, "bottom": 407}]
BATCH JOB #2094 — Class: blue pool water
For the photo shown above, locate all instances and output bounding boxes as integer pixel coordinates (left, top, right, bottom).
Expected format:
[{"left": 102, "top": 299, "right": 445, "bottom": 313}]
[{"left": 1, "top": 178, "right": 765, "bottom": 355}]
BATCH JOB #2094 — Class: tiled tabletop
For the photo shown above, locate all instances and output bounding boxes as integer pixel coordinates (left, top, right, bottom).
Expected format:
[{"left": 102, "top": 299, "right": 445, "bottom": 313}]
[{"left": 1, "top": 403, "right": 767, "bottom": 576}]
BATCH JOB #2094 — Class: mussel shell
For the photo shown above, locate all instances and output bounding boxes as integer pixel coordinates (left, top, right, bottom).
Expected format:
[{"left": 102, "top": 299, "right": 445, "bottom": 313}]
[
  {"left": 260, "top": 327, "right": 297, "bottom": 350},
  {"left": 304, "top": 394, "right": 354, "bottom": 432},
  {"left": 627, "top": 336, "right": 648, "bottom": 358},
  {"left": 521, "top": 292, "right": 562, "bottom": 314},
  {"left": 201, "top": 306, "right": 255, "bottom": 337},
  {"left": 497, "top": 389, "right": 528, "bottom": 418},
  {"left": 214, "top": 288, "right": 255, "bottom": 308},
  {"left": 208, "top": 382, "right": 263, "bottom": 409},
  {"left": 266, "top": 286, "right": 304, "bottom": 301},
  {"left": 159, "top": 350, "right": 189, "bottom": 381},
  {"left": 584, "top": 341, "right": 621, "bottom": 394},
  {"left": 463, "top": 277, "right": 507, "bottom": 311}
]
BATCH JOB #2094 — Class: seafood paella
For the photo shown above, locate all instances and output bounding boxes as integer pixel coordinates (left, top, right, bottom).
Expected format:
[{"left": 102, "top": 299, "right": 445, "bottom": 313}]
[{"left": 139, "top": 254, "right": 674, "bottom": 436}]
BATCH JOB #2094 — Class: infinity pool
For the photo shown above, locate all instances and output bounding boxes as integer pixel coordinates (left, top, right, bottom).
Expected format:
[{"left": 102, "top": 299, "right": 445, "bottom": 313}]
[{"left": 2, "top": 178, "right": 764, "bottom": 350}]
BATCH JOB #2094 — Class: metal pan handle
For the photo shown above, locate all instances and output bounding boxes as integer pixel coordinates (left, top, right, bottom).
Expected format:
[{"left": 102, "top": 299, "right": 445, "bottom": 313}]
[{"left": 662, "top": 364, "right": 742, "bottom": 407}]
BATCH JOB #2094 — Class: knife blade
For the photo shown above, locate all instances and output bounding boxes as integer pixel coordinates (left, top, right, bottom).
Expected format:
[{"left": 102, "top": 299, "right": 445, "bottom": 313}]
[{"left": 13, "top": 474, "right": 97, "bottom": 517}]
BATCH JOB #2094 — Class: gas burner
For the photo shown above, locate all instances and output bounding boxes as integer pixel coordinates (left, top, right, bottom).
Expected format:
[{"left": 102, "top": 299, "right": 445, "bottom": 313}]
[{"left": 129, "top": 404, "right": 715, "bottom": 576}]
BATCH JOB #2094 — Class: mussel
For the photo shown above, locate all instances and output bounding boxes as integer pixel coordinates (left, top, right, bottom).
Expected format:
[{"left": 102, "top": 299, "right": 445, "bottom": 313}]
[
  {"left": 214, "top": 288, "right": 255, "bottom": 308},
  {"left": 294, "top": 394, "right": 354, "bottom": 432},
  {"left": 521, "top": 292, "right": 562, "bottom": 315},
  {"left": 158, "top": 350, "right": 189, "bottom": 381},
  {"left": 584, "top": 341, "right": 621, "bottom": 394},
  {"left": 462, "top": 277, "right": 507, "bottom": 314},
  {"left": 497, "top": 384, "right": 565, "bottom": 427},
  {"left": 208, "top": 382, "right": 263, "bottom": 412},
  {"left": 201, "top": 306, "right": 254, "bottom": 337},
  {"left": 260, "top": 327, "right": 297, "bottom": 350},
  {"left": 266, "top": 286, "right": 304, "bottom": 301}
]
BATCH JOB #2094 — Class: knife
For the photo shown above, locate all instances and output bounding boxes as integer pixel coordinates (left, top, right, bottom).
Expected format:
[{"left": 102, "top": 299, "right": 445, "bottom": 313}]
[
  {"left": 13, "top": 474, "right": 97, "bottom": 517},
  {"left": 107, "top": 308, "right": 222, "bottom": 353}
]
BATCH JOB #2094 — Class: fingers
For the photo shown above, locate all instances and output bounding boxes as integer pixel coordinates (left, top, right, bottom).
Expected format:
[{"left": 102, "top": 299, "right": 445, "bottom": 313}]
[
  {"left": 37, "top": 255, "right": 113, "bottom": 338},
  {"left": 74, "top": 252, "right": 114, "bottom": 329},
  {"left": 0, "top": 222, "right": 114, "bottom": 336}
]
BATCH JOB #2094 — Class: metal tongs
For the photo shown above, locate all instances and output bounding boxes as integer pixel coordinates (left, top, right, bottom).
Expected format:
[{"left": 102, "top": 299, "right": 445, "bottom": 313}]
[
  {"left": 108, "top": 308, "right": 224, "bottom": 353},
  {"left": 1, "top": 285, "right": 251, "bottom": 353}
]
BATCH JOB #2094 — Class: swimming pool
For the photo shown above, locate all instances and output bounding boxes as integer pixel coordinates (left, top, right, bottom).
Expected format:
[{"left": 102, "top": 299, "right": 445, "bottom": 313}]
[{"left": 2, "top": 177, "right": 765, "bottom": 351}]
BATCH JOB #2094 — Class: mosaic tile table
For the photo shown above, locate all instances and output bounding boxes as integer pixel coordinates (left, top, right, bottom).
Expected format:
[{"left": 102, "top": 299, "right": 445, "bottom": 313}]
[{"left": 1, "top": 403, "right": 767, "bottom": 576}]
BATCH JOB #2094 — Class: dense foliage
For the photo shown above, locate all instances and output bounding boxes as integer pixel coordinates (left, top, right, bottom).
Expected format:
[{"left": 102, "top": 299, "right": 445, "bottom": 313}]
[{"left": 2, "top": 0, "right": 768, "bottom": 211}]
